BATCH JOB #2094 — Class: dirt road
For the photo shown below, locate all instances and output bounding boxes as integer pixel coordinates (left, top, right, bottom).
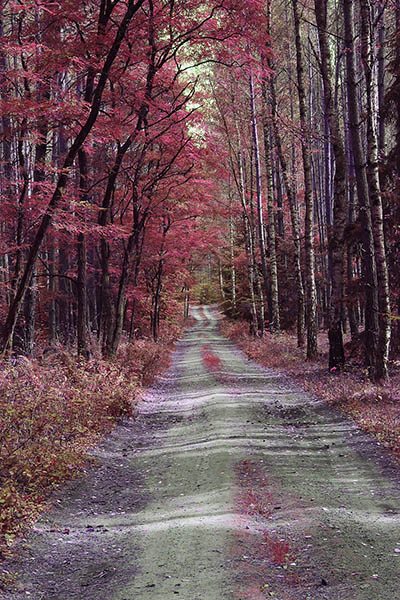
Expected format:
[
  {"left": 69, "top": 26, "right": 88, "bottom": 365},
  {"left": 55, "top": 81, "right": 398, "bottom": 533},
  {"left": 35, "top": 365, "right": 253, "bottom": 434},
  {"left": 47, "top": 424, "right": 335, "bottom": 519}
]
[{"left": 4, "top": 306, "right": 400, "bottom": 599}]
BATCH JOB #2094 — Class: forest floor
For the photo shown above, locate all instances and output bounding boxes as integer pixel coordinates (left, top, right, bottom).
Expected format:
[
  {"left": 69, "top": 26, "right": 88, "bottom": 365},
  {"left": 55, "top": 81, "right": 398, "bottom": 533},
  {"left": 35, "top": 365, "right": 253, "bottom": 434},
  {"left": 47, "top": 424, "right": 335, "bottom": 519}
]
[{"left": 2, "top": 305, "right": 400, "bottom": 599}]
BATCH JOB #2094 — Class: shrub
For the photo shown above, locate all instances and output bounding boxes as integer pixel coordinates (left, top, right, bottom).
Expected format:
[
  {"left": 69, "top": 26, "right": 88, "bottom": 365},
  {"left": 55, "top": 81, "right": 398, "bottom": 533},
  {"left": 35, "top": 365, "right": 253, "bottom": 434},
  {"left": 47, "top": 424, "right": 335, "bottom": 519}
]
[{"left": 0, "top": 351, "right": 138, "bottom": 553}]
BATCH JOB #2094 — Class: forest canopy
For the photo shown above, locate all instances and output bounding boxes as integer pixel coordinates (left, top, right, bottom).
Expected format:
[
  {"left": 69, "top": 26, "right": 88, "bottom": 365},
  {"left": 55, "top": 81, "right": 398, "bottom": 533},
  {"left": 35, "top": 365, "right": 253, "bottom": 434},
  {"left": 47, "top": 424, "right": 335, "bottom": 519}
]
[{"left": 0, "top": 0, "right": 398, "bottom": 383}]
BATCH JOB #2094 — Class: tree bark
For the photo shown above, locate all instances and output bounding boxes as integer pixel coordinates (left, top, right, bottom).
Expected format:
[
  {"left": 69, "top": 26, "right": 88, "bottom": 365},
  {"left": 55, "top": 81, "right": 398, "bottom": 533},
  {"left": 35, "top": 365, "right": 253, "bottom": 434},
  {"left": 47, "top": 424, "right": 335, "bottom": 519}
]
[
  {"left": 236, "top": 128, "right": 258, "bottom": 335},
  {"left": 24, "top": 266, "right": 36, "bottom": 355},
  {"left": 292, "top": 0, "right": 318, "bottom": 358},
  {"left": 48, "top": 241, "right": 57, "bottom": 344},
  {"left": 249, "top": 71, "right": 270, "bottom": 333},
  {"left": 77, "top": 148, "right": 89, "bottom": 358},
  {"left": 343, "top": 0, "right": 379, "bottom": 371},
  {"left": 314, "top": 0, "right": 347, "bottom": 370},
  {"left": 359, "top": 0, "right": 391, "bottom": 380},
  {"left": 229, "top": 216, "right": 237, "bottom": 313},
  {"left": 218, "top": 260, "right": 226, "bottom": 303},
  {"left": 262, "top": 82, "right": 280, "bottom": 332},
  {"left": 270, "top": 74, "right": 305, "bottom": 347}
]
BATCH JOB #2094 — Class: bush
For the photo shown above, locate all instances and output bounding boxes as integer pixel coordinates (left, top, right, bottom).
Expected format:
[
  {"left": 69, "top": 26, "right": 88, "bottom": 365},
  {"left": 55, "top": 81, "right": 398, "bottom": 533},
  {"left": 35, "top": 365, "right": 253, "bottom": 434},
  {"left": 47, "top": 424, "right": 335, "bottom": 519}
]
[
  {"left": 0, "top": 351, "right": 138, "bottom": 552},
  {"left": 118, "top": 338, "right": 172, "bottom": 386},
  {"left": 0, "top": 321, "right": 185, "bottom": 557}
]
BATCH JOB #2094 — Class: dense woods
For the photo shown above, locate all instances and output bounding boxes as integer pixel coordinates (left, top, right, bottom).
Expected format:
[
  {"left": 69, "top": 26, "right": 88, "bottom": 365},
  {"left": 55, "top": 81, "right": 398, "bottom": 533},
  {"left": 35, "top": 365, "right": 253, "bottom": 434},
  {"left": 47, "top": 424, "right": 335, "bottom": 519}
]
[
  {"left": 0, "top": 0, "right": 265, "bottom": 358},
  {"left": 0, "top": 0, "right": 398, "bottom": 383},
  {"left": 207, "top": 0, "right": 399, "bottom": 383}
]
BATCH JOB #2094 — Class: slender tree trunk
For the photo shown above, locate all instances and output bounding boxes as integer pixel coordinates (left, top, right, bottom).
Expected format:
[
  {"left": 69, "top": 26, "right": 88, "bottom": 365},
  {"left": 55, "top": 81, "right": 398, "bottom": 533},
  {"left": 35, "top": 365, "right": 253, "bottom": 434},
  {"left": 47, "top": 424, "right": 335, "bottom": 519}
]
[
  {"left": 292, "top": 0, "right": 318, "bottom": 357},
  {"left": 270, "top": 76, "right": 305, "bottom": 347},
  {"left": 377, "top": 8, "right": 386, "bottom": 158},
  {"left": 48, "top": 241, "right": 57, "bottom": 344},
  {"left": 218, "top": 260, "right": 226, "bottom": 303},
  {"left": 249, "top": 201, "right": 265, "bottom": 336},
  {"left": 12, "top": 121, "right": 29, "bottom": 297},
  {"left": 233, "top": 117, "right": 259, "bottom": 335},
  {"left": 58, "top": 244, "right": 71, "bottom": 342},
  {"left": 274, "top": 160, "right": 285, "bottom": 239},
  {"left": 109, "top": 236, "right": 135, "bottom": 355},
  {"left": 343, "top": 0, "right": 379, "bottom": 370},
  {"left": 393, "top": 1, "right": 400, "bottom": 355},
  {"left": 98, "top": 159, "right": 120, "bottom": 351},
  {"left": 314, "top": 0, "right": 347, "bottom": 370},
  {"left": 249, "top": 71, "right": 270, "bottom": 328},
  {"left": 24, "top": 265, "right": 37, "bottom": 355},
  {"left": 243, "top": 214, "right": 259, "bottom": 336},
  {"left": 229, "top": 216, "right": 237, "bottom": 313},
  {"left": 345, "top": 95, "right": 359, "bottom": 338},
  {"left": 109, "top": 204, "right": 146, "bottom": 355},
  {"left": 152, "top": 217, "right": 169, "bottom": 342},
  {"left": 359, "top": 0, "right": 391, "bottom": 380},
  {"left": 152, "top": 261, "right": 163, "bottom": 342},
  {"left": 77, "top": 148, "right": 89, "bottom": 358},
  {"left": 21, "top": 83, "right": 50, "bottom": 355},
  {"left": 183, "top": 287, "right": 190, "bottom": 319},
  {"left": 262, "top": 82, "right": 280, "bottom": 331}
]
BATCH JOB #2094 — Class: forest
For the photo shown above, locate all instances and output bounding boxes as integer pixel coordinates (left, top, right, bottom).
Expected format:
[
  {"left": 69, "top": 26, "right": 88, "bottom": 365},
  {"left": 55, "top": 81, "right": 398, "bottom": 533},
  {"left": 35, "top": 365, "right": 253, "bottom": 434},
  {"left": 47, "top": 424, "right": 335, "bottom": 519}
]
[{"left": 1, "top": 0, "right": 400, "bottom": 584}]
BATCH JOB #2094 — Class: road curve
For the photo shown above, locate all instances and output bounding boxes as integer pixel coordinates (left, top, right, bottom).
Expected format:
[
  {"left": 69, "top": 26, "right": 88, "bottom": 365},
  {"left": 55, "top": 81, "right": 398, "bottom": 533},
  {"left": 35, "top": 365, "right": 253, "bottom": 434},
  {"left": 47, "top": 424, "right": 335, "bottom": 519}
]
[{"left": 4, "top": 305, "right": 400, "bottom": 600}]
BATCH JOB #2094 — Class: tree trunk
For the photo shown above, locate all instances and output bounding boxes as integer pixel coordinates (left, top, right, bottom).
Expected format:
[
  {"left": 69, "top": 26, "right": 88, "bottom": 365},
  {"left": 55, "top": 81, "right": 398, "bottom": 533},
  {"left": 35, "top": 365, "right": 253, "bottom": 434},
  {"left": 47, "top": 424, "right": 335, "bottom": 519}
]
[
  {"left": 48, "top": 241, "right": 57, "bottom": 344},
  {"left": 243, "top": 213, "right": 259, "bottom": 336},
  {"left": 233, "top": 116, "right": 259, "bottom": 335},
  {"left": 249, "top": 71, "right": 270, "bottom": 329},
  {"left": 218, "top": 260, "right": 226, "bottom": 303},
  {"left": 229, "top": 216, "right": 237, "bottom": 313},
  {"left": 152, "top": 261, "right": 163, "bottom": 342},
  {"left": 292, "top": 0, "right": 318, "bottom": 358},
  {"left": 77, "top": 148, "right": 89, "bottom": 358},
  {"left": 109, "top": 204, "right": 145, "bottom": 355},
  {"left": 274, "top": 160, "right": 285, "bottom": 239},
  {"left": 314, "top": 0, "right": 347, "bottom": 370},
  {"left": 359, "top": 0, "right": 391, "bottom": 381},
  {"left": 109, "top": 236, "right": 135, "bottom": 355},
  {"left": 270, "top": 74, "right": 305, "bottom": 347},
  {"left": 343, "top": 0, "right": 379, "bottom": 370},
  {"left": 24, "top": 266, "right": 37, "bottom": 355},
  {"left": 184, "top": 288, "right": 190, "bottom": 319},
  {"left": 262, "top": 82, "right": 280, "bottom": 331}
]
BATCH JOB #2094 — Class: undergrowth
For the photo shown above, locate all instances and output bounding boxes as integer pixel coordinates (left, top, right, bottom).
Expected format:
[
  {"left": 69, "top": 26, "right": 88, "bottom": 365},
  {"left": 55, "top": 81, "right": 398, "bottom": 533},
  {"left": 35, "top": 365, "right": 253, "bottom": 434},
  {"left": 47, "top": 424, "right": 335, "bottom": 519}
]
[
  {"left": 0, "top": 332, "right": 179, "bottom": 561},
  {"left": 222, "top": 319, "right": 400, "bottom": 459}
]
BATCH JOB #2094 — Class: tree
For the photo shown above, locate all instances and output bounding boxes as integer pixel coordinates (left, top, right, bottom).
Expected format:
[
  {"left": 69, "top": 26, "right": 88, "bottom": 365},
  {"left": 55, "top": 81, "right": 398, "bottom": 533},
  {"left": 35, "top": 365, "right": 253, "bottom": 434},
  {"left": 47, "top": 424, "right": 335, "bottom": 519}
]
[
  {"left": 1, "top": 0, "right": 147, "bottom": 353},
  {"left": 292, "top": 0, "right": 318, "bottom": 359}
]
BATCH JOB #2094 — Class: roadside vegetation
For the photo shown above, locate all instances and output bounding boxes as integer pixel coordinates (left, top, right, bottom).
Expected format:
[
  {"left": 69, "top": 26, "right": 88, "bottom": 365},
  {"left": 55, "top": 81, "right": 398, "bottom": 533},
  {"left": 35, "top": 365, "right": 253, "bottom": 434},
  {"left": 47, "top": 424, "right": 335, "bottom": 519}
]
[{"left": 0, "top": 323, "right": 182, "bottom": 563}]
